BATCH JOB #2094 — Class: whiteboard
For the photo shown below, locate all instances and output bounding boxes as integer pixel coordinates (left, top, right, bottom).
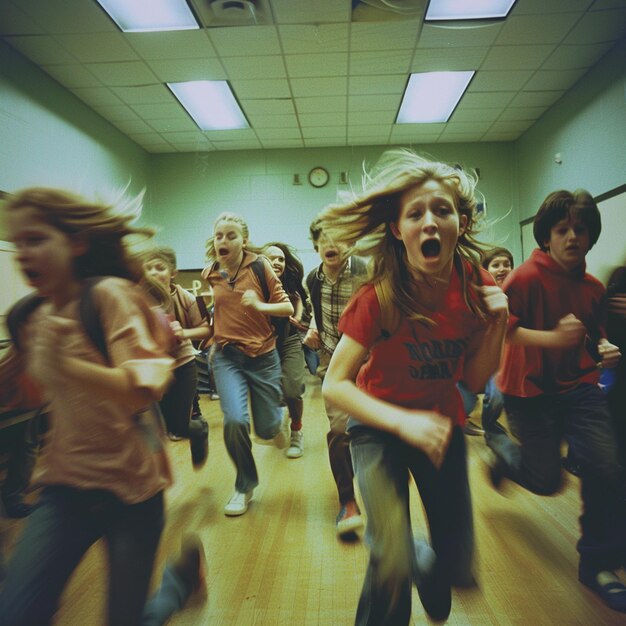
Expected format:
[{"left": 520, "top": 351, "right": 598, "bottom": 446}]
[{"left": 519, "top": 185, "right": 626, "bottom": 282}]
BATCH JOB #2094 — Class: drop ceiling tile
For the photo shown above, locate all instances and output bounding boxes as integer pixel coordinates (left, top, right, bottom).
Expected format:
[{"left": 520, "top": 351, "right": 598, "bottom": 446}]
[
  {"left": 247, "top": 114, "right": 299, "bottom": 128},
  {"left": 0, "top": 3, "right": 46, "bottom": 36},
  {"left": 240, "top": 99, "right": 295, "bottom": 115},
  {"left": 208, "top": 25, "right": 280, "bottom": 56},
  {"left": 290, "top": 77, "right": 348, "bottom": 97},
  {"left": 511, "top": 0, "right": 593, "bottom": 14},
  {"left": 148, "top": 118, "right": 199, "bottom": 132},
  {"left": 112, "top": 118, "right": 156, "bottom": 134},
  {"left": 524, "top": 68, "right": 587, "bottom": 91},
  {"left": 71, "top": 86, "right": 122, "bottom": 106},
  {"left": 173, "top": 143, "right": 214, "bottom": 152},
  {"left": 222, "top": 55, "right": 286, "bottom": 79},
  {"left": 347, "top": 126, "right": 391, "bottom": 138},
  {"left": 508, "top": 91, "right": 564, "bottom": 107},
  {"left": 159, "top": 132, "right": 210, "bottom": 143},
  {"left": 16, "top": 0, "right": 114, "bottom": 33},
  {"left": 389, "top": 127, "right": 442, "bottom": 142},
  {"left": 271, "top": 0, "right": 350, "bottom": 24},
  {"left": 350, "top": 50, "right": 412, "bottom": 75},
  {"left": 348, "top": 136, "right": 389, "bottom": 146},
  {"left": 295, "top": 96, "right": 346, "bottom": 114},
  {"left": 128, "top": 133, "right": 173, "bottom": 146},
  {"left": 351, "top": 20, "right": 422, "bottom": 51},
  {"left": 299, "top": 113, "right": 347, "bottom": 128},
  {"left": 125, "top": 31, "right": 216, "bottom": 60},
  {"left": 302, "top": 126, "right": 346, "bottom": 138},
  {"left": 418, "top": 23, "right": 503, "bottom": 48},
  {"left": 42, "top": 64, "right": 101, "bottom": 88},
  {"left": 111, "top": 84, "right": 173, "bottom": 105},
  {"left": 498, "top": 106, "right": 545, "bottom": 121},
  {"left": 130, "top": 103, "right": 184, "bottom": 120},
  {"left": 305, "top": 138, "right": 347, "bottom": 147},
  {"left": 285, "top": 53, "right": 348, "bottom": 78},
  {"left": 444, "top": 121, "right": 492, "bottom": 133},
  {"left": 84, "top": 61, "right": 157, "bottom": 86},
  {"left": 204, "top": 129, "right": 257, "bottom": 141},
  {"left": 147, "top": 58, "right": 226, "bottom": 82},
  {"left": 489, "top": 120, "right": 536, "bottom": 133},
  {"left": 461, "top": 92, "right": 516, "bottom": 108},
  {"left": 349, "top": 75, "right": 406, "bottom": 95},
  {"left": 469, "top": 70, "right": 533, "bottom": 91},
  {"left": 92, "top": 104, "right": 141, "bottom": 122},
  {"left": 450, "top": 108, "right": 502, "bottom": 123},
  {"left": 542, "top": 42, "right": 613, "bottom": 69},
  {"left": 59, "top": 33, "right": 139, "bottom": 62},
  {"left": 350, "top": 110, "right": 396, "bottom": 125},
  {"left": 562, "top": 8, "right": 626, "bottom": 44},
  {"left": 255, "top": 128, "right": 302, "bottom": 140},
  {"left": 495, "top": 13, "right": 581, "bottom": 45},
  {"left": 438, "top": 132, "right": 485, "bottom": 142},
  {"left": 481, "top": 45, "right": 557, "bottom": 70},
  {"left": 259, "top": 139, "right": 304, "bottom": 148},
  {"left": 147, "top": 144, "right": 177, "bottom": 153},
  {"left": 411, "top": 47, "right": 488, "bottom": 72},
  {"left": 5, "top": 35, "right": 78, "bottom": 64},
  {"left": 278, "top": 24, "right": 349, "bottom": 53},
  {"left": 212, "top": 139, "right": 263, "bottom": 150},
  {"left": 230, "top": 79, "right": 291, "bottom": 99},
  {"left": 590, "top": 0, "right": 626, "bottom": 8},
  {"left": 348, "top": 94, "right": 401, "bottom": 112}
]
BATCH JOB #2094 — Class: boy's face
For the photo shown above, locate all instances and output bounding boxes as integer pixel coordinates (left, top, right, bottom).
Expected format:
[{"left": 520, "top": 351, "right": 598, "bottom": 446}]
[
  {"left": 316, "top": 232, "right": 347, "bottom": 272},
  {"left": 545, "top": 217, "right": 590, "bottom": 272},
  {"left": 487, "top": 255, "right": 512, "bottom": 287},
  {"left": 144, "top": 257, "right": 174, "bottom": 288}
]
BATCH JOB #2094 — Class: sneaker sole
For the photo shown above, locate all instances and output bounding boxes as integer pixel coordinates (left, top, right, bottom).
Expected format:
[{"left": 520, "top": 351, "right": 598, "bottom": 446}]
[
  {"left": 285, "top": 448, "right": 303, "bottom": 458},
  {"left": 337, "top": 515, "right": 365, "bottom": 536}
]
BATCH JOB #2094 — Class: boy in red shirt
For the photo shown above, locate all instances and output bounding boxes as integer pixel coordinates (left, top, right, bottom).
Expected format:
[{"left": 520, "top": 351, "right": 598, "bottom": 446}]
[{"left": 494, "top": 189, "right": 625, "bottom": 612}]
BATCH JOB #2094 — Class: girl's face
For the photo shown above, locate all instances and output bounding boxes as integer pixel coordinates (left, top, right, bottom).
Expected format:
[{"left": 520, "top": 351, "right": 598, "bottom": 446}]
[
  {"left": 392, "top": 179, "right": 467, "bottom": 280},
  {"left": 265, "top": 245, "right": 285, "bottom": 278},
  {"left": 143, "top": 258, "right": 174, "bottom": 289},
  {"left": 487, "top": 255, "right": 512, "bottom": 286},
  {"left": 7, "top": 206, "right": 84, "bottom": 303},
  {"left": 545, "top": 216, "right": 590, "bottom": 272},
  {"left": 213, "top": 221, "right": 246, "bottom": 267}
]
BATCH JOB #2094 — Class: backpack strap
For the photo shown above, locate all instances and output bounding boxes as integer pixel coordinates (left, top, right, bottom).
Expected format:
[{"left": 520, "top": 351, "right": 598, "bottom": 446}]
[
  {"left": 78, "top": 277, "right": 109, "bottom": 362},
  {"left": 6, "top": 293, "right": 46, "bottom": 350},
  {"left": 250, "top": 257, "right": 270, "bottom": 302}
]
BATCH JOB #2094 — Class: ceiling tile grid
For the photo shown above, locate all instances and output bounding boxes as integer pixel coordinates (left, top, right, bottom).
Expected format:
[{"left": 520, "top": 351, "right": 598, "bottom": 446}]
[{"left": 1, "top": 0, "right": 624, "bottom": 153}]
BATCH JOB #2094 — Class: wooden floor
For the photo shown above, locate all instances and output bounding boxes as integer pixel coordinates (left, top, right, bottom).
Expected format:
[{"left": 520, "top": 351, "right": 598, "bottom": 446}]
[{"left": 4, "top": 375, "right": 625, "bottom": 625}]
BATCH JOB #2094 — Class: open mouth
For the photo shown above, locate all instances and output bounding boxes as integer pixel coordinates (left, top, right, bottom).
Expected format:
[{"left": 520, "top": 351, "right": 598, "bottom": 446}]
[
  {"left": 421, "top": 239, "right": 441, "bottom": 259},
  {"left": 218, "top": 247, "right": 229, "bottom": 256},
  {"left": 325, "top": 250, "right": 338, "bottom": 260}
]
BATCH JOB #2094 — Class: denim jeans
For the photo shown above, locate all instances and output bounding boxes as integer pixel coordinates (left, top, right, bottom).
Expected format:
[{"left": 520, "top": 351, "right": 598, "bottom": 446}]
[
  {"left": 212, "top": 345, "right": 283, "bottom": 493},
  {"left": 279, "top": 332, "right": 305, "bottom": 424},
  {"left": 457, "top": 377, "right": 521, "bottom": 466},
  {"left": 141, "top": 563, "right": 190, "bottom": 626},
  {"left": 350, "top": 426, "right": 474, "bottom": 626},
  {"left": 502, "top": 384, "right": 626, "bottom": 571},
  {"left": 0, "top": 485, "right": 164, "bottom": 626}
]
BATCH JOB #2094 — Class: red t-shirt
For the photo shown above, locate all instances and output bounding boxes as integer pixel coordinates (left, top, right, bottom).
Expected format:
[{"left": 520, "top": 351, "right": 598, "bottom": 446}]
[
  {"left": 497, "top": 248, "right": 605, "bottom": 397},
  {"left": 338, "top": 265, "right": 493, "bottom": 425}
]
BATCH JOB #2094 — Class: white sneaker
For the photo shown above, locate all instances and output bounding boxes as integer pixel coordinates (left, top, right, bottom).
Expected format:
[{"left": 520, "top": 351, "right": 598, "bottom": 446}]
[
  {"left": 224, "top": 489, "right": 253, "bottom": 516},
  {"left": 286, "top": 430, "right": 304, "bottom": 458}
]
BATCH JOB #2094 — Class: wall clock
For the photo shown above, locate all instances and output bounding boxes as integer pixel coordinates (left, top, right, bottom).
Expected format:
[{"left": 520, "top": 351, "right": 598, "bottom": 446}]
[{"left": 308, "top": 166, "right": 329, "bottom": 188}]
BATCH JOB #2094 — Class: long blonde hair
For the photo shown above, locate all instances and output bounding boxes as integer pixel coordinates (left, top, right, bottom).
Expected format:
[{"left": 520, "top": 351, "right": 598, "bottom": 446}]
[
  {"left": 319, "top": 149, "right": 486, "bottom": 329},
  {"left": 5, "top": 187, "right": 152, "bottom": 282},
  {"left": 205, "top": 211, "right": 263, "bottom": 265}
]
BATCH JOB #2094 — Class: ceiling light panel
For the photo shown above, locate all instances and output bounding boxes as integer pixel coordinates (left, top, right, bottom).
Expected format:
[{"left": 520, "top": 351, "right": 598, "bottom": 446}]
[
  {"left": 167, "top": 80, "right": 249, "bottom": 131},
  {"left": 396, "top": 71, "right": 474, "bottom": 124},
  {"left": 95, "top": 0, "right": 199, "bottom": 32},
  {"left": 426, "top": 0, "right": 517, "bottom": 21}
]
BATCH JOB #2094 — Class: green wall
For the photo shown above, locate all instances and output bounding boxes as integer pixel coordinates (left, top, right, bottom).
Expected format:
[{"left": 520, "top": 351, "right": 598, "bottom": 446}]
[
  {"left": 0, "top": 39, "right": 149, "bottom": 238},
  {"left": 147, "top": 142, "right": 516, "bottom": 271}
]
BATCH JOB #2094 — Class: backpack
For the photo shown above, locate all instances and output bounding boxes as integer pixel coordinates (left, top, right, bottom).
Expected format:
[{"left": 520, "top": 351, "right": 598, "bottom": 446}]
[{"left": 8, "top": 277, "right": 110, "bottom": 359}]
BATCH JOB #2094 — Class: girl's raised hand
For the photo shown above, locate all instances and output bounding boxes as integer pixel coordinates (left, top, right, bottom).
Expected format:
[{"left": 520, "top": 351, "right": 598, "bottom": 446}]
[
  {"left": 29, "top": 315, "right": 74, "bottom": 383},
  {"left": 476, "top": 285, "right": 508, "bottom": 323},
  {"left": 396, "top": 409, "right": 453, "bottom": 469},
  {"left": 240, "top": 289, "right": 260, "bottom": 310},
  {"left": 597, "top": 339, "right": 621, "bottom": 369}
]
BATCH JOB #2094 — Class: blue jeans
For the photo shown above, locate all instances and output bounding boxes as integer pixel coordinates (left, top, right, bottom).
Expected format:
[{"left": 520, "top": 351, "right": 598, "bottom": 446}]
[
  {"left": 457, "top": 377, "right": 521, "bottom": 466},
  {"left": 0, "top": 486, "right": 164, "bottom": 626},
  {"left": 502, "top": 384, "right": 626, "bottom": 571},
  {"left": 350, "top": 426, "right": 474, "bottom": 626},
  {"left": 212, "top": 345, "right": 283, "bottom": 493},
  {"left": 141, "top": 563, "right": 190, "bottom": 626}
]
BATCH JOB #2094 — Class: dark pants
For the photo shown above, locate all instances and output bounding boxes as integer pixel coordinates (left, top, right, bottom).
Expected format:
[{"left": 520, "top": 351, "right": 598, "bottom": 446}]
[
  {"left": 350, "top": 426, "right": 474, "bottom": 626},
  {"left": 159, "top": 360, "right": 198, "bottom": 437},
  {"left": 1, "top": 416, "right": 39, "bottom": 509},
  {"left": 502, "top": 384, "right": 626, "bottom": 571},
  {"left": 0, "top": 486, "right": 164, "bottom": 626}
]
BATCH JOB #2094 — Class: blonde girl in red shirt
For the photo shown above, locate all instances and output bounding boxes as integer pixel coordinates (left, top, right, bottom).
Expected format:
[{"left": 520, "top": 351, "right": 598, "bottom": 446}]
[{"left": 321, "top": 150, "right": 508, "bottom": 625}]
